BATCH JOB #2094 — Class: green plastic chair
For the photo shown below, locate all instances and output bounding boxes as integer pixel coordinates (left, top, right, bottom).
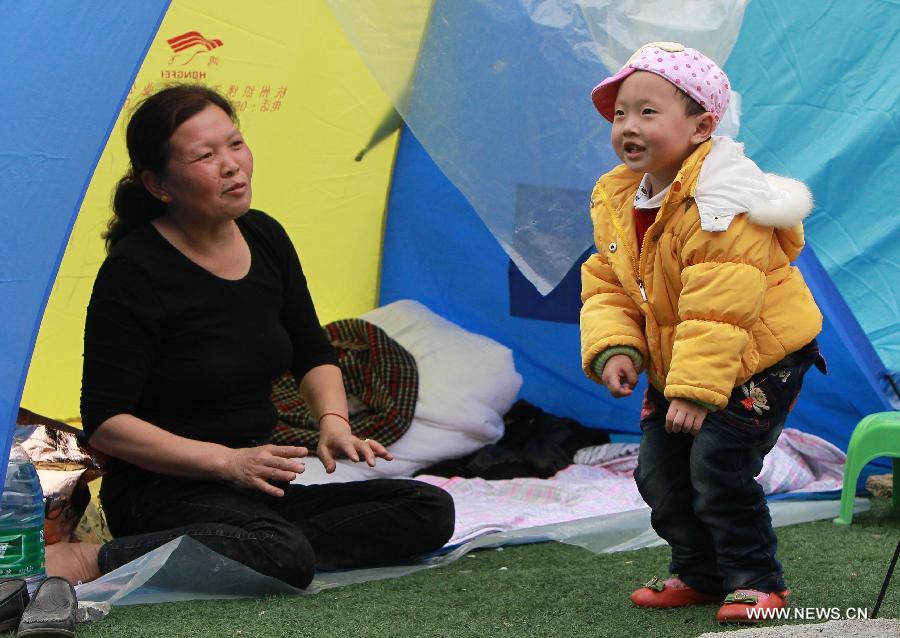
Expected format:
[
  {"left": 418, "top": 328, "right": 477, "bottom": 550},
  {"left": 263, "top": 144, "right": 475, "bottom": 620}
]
[{"left": 834, "top": 411, "right": 900, "bottom": 525}]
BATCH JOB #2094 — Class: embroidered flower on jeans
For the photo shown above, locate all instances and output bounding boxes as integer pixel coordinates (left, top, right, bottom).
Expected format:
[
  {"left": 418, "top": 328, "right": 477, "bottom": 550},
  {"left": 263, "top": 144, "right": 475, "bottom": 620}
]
[
  {"left": 769, "top": 369, "right": 791, "bottom": 383},
  {"left": 740, "top": 381, "right": 770, "bottom": 415}
]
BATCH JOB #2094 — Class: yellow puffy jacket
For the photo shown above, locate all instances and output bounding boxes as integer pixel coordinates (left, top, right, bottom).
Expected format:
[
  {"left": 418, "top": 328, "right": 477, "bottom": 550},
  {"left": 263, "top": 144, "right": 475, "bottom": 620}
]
[{"left": 581, "top": 137, "right": 822, "bottom": 409}]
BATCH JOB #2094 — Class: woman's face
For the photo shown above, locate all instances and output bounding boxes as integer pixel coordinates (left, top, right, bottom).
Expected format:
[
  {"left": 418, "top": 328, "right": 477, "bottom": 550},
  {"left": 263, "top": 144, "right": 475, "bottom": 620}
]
[{"left": 158, "top": 104, "right": 253, "bottom": 221}]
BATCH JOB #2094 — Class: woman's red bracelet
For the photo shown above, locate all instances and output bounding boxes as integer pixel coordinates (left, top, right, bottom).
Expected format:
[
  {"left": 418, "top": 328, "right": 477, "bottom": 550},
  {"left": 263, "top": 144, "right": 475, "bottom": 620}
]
[{"left": 318, "top": 412, "right": 350, "bottom": 427}]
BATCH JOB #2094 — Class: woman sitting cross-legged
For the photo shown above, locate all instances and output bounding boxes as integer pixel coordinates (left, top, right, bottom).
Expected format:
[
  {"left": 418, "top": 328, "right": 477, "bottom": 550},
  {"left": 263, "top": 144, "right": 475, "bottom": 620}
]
[{"left": 46, "top": 85, "right": 455, "bottom": 587}]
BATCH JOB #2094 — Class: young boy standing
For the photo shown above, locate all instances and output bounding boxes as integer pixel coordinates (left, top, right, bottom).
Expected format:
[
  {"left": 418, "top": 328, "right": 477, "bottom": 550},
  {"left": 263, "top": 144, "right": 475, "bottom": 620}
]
[{"left": 580, "top": 42, "right": 824, "bottom": 623}]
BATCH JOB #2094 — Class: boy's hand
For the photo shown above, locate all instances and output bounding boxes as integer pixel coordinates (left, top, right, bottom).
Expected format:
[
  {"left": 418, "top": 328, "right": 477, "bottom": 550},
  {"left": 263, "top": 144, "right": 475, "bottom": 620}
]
[
  {"left": 601, "top": 354, "right": 638, "bottom": 398},
  {"left": 666, "top": 398, "right": 708, "bottom": 435}
]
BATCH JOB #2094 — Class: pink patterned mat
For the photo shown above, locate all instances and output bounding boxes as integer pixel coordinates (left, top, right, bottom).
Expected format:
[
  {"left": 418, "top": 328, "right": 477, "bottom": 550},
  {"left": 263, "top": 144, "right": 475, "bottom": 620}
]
[{"left": 417, "top": 429, "right": 846, "bottom": 545}]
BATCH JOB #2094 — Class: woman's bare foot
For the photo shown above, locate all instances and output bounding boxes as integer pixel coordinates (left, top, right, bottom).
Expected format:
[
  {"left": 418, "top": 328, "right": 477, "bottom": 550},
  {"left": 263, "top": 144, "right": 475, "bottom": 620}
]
[{"left": 45, "top": 542, "right": 102, "bottom": 585}]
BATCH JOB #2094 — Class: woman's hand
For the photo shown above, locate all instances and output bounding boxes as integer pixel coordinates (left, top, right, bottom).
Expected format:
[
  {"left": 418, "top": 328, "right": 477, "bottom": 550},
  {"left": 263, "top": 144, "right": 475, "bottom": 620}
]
[
  {"left": 316, "top": 414, "right": 393, "bottom": 473},
  {"left": 665, "top": 398, "right": 708, "bottom": 435},
  {"left": 222, "top": 444, "right": 308, "bottom": 497}
]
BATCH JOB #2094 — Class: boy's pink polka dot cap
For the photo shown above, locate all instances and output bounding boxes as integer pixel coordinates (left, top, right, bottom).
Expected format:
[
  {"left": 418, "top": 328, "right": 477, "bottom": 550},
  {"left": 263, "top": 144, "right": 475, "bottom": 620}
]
[{"left": 591, "top": 41, "right": 731, "bottom": 124}]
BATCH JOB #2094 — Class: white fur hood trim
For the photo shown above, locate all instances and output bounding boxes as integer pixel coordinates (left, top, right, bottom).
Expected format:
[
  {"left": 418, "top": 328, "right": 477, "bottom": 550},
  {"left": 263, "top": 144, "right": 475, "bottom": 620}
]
[{"left": 694, "top": 136, "right": 814, "bottom": 232}]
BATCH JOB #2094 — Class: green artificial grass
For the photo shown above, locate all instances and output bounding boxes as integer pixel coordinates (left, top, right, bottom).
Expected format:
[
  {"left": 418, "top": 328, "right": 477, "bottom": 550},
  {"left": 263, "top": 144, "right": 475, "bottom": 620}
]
[{"left": 9, "top": 498, "right": 900, "bottom": 638}]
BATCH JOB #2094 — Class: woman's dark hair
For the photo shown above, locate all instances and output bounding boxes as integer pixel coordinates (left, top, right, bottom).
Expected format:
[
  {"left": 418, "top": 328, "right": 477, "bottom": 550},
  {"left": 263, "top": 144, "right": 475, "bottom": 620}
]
[{"left": 104, "top": 84, "right": 238, "bottom": 250}]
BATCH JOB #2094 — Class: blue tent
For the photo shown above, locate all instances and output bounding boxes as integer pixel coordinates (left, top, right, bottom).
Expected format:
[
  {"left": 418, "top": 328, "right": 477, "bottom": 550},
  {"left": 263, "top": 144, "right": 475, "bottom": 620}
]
[
  {"left": 1, "top": 0, "right": 897, "bottom": 489},
  {"left": 0, "top": 1, "right": 170, "bottom": 474}
]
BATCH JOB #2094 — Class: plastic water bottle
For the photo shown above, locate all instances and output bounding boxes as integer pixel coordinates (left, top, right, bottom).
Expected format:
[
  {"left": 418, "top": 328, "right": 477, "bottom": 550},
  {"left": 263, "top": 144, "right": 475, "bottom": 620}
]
[{"left": 0, "top": 444, "right": 46, "bottom": 594}]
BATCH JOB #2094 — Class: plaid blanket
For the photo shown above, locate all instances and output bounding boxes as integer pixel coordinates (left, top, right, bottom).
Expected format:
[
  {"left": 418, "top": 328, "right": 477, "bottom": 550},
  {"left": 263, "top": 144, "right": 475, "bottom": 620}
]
[{"left": 270, "top": 318, "right": 418, "bottom": 448}]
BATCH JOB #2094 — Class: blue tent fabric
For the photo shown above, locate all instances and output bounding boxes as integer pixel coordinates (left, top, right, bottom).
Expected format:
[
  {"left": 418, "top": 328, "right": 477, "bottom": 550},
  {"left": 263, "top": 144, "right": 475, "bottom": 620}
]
[
  {"left": 508, "top": 247, "right": 589, "bottom": 324},
  {"left": 0, "top": 2, "right": 170, "bottom": 480},
  {"left": 381, "top": 128, "right": 891, "bottom": 482}
]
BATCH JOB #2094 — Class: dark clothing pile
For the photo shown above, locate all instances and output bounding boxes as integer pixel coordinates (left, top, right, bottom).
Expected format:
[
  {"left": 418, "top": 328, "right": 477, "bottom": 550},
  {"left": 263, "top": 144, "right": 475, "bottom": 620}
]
[{"left": 416, "top": 399, "right": 610, "bottom": 479}]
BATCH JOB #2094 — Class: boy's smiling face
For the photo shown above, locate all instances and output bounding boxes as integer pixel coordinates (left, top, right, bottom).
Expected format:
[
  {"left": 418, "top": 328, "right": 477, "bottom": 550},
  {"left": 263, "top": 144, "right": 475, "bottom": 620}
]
[{"left": 611, "top": 71, "right": 713, "bottom": 194}]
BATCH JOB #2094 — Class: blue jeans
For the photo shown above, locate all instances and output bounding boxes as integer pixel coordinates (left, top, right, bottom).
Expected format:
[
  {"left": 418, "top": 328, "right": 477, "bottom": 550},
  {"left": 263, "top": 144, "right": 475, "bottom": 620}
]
[
  {"left": 634, "top": 341, "right": 822, "bottom": 594},
  {"left": 97, "top": 475, "right": 455, "bottom": 589}
]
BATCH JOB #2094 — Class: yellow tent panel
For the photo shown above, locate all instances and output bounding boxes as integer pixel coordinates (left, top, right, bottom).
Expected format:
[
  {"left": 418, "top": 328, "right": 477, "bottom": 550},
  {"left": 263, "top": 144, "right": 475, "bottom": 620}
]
[{"left": 23, "top": 0, "right": 400, "bottom": 418}]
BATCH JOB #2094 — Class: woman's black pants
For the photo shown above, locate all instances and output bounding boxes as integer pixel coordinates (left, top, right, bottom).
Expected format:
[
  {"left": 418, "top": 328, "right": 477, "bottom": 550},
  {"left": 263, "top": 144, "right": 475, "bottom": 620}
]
[{"left": 98, "top": 475, "right": 456, "bottom": 589}]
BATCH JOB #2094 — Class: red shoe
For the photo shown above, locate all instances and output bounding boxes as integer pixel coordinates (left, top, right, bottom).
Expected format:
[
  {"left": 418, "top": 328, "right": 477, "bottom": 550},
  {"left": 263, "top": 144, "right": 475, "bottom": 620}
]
[
  {"left": 715, "top": 588, "right": 790, "bottom": 623},
  {"left": 630, "top": 576, "right": 722, "bottom": 608}
]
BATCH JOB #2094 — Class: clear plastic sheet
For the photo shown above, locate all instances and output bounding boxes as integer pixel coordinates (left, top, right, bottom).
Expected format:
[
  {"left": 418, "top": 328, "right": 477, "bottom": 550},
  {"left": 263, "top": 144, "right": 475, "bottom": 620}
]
[
  {"left": 577, "top": 0, "right": 747, "bottom": 76},
  {"left": 74, "top": 497, "right": 868, "bottom": 607},
  {"left": 325, "top": 0, "right": 747, "bottom": 293}
]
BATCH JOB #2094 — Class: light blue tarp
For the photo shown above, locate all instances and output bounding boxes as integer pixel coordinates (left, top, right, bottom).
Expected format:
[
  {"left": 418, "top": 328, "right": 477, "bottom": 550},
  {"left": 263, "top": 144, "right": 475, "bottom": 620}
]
[
  {"left": 727, "top": 0, "right": 900, "bottom": 374},
  {"left": 0, "top": 2, "right": 171, "bottom": 478},
  {"left": 74, "top": 498, "right": 866, "bottom": 606}
]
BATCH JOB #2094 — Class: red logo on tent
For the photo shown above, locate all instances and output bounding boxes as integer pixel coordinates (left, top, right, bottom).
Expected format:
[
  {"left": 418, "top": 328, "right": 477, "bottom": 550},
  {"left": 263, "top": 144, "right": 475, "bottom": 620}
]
[{"left": 167, "top": 31, "right": 223, "bottom": 54}]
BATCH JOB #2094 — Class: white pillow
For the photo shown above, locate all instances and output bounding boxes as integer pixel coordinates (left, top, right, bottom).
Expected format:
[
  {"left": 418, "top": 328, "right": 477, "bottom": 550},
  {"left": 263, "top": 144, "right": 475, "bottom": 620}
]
[{"left": 293, "top": 300, "right": 522, "bottom": 484}]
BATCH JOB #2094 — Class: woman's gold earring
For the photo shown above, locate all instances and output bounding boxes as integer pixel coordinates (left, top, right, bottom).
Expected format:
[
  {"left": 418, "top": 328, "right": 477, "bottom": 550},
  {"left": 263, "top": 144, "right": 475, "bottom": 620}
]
[{"left": 161, "top": 195, "right": 170, "bottom": 203}]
